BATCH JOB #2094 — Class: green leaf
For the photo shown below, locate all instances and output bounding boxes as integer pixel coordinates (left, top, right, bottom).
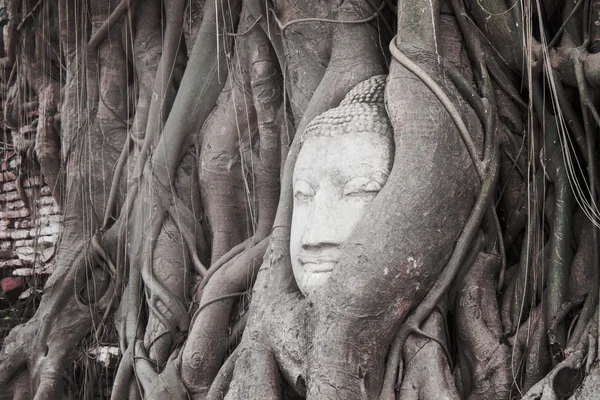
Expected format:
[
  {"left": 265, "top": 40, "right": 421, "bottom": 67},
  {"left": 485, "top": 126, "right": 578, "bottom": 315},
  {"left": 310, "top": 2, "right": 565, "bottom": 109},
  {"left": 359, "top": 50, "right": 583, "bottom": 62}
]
[{"left": 0, "top": 8, "right": 5, "bottom": 17}]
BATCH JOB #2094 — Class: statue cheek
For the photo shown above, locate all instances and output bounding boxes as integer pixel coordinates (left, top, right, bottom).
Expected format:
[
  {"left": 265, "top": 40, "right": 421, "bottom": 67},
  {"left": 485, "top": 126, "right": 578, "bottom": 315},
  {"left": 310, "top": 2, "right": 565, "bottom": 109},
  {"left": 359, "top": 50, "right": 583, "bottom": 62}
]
[
  {"left": 291, "top": 262, "right": 309, "bottom": 295},
  {"left": 334, "top": 198, "right": 371, "bottom": 238},
  {"left": 290, "top": 206, "right": 310, "bottom": 250}
]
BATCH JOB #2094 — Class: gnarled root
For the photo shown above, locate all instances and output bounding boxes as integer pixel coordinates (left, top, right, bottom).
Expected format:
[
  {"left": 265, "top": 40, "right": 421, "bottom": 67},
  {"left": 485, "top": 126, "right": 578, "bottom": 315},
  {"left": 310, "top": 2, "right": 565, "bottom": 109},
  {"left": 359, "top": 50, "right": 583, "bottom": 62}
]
[
  {"left": 197, "top": 7, "right": 257, "bottom": 262},
  {"left": 455, "top": 252, "right": 511, "bottom": 399},
  {"left": 0, "top": 240, "right": 112, "bottom": 399},
  {"left": 181, "top": 238, "right": 269, "bottom": 397},
  {"left": 521, "top": 309, "right": 598, "bottom": 399},
  {"left": 34, "top": 82, "right": 63, "bottom": 207},
  {"left": 398, "top": 306, "right": 459, "bottom": 400}
]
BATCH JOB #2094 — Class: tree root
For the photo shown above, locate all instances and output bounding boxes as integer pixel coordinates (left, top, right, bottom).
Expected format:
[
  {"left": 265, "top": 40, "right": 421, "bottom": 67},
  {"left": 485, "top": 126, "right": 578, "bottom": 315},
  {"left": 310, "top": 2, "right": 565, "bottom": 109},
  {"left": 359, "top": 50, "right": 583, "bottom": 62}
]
[
  {"left": 454, "top": 253, "right": 512, "bottom": 399},
  {"left": 169, "top": 205, "right": 208, "bottom": 277},
  {"left": 181, "top": 237, "right": 269, "bottom": 397},
  {"left": 143, "top": 216, "right": 190, "bottom": 366},
  {"left": 222, "top": 346, "right": 282, "bottom": 400},
  {"left": 0, "top": 243, "right": 107, "bottom": 399},
  {"left": 34, "top": 82, "right": 63, "bottom": 207},
  {"left": 88, "top": 0, "right": 139, "bottom": 53},
  {"left": 200, "top": 237, "right": 251, "bottom": 290},
  {"left": 398, "top": 308, "right": 459, "bottom": 400},
  {"left": 205, "top": 346, "right": 241, "bottom": 400},
  {"left": 521, "top": 309, "right": 598, "bottom": 399},
  {"left": 548, "top": 297, "right": 585, "bottom": 366},
  {"left": 249, "top": 21, "right": 283, "bottom": 238},
  {"left": 388, "top": 38, "right": 484, "bottom": 180},
  {"left": 381, "top": 139, "right": 499, "bottom": 399}
]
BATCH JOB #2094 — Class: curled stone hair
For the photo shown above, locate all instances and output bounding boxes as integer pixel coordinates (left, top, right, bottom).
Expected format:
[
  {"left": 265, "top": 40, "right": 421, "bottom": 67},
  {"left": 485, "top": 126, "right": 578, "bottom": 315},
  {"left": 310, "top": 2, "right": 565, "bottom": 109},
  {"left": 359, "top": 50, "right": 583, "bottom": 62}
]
[{"left": 301, "top": 75, "right": 393, "bottom": 143}]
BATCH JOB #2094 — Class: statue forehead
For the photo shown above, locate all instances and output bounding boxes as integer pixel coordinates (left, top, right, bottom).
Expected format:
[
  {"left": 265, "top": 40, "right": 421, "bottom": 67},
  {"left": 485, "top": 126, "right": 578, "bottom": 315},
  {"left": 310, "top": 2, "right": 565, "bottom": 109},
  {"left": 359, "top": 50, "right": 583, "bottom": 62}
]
[{"left": 294, "top": 134, "right": 392, "bottom": 184}]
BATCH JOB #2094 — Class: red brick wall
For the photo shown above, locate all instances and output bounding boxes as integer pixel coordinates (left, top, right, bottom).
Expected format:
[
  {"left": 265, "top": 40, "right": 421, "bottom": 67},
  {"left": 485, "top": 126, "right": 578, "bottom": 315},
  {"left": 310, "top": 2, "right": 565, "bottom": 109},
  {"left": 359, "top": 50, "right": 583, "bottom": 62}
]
[{"left": 0, "top": 155, "right": 60, "bottom": 280}]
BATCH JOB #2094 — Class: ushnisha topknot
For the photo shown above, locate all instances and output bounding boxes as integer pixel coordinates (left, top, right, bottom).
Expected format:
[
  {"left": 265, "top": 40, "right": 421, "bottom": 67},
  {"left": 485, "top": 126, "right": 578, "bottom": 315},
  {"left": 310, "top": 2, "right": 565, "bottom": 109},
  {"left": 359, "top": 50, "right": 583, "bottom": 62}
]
[
  {"left": 339, "top": 74, "right": 387, "bottom": 106},
  {"left": 301, "top": 75, "right": 392, "bottom": 143}
]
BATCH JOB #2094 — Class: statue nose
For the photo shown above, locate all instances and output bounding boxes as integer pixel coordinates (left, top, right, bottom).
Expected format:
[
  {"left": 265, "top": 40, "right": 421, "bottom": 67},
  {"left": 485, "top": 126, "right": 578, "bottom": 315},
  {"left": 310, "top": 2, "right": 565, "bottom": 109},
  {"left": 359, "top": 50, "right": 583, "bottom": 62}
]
[{"left": 301, "top": 188, "right": 343, "bottom": 249}]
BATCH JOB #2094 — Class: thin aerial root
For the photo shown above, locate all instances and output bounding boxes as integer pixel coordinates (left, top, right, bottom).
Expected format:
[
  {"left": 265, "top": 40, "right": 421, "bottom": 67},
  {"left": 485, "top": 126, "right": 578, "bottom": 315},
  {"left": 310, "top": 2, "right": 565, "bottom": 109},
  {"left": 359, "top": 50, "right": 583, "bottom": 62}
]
[
  {"left": 91, "top": 233, "right": 117, "bottom": 278},
  {"left": 144, "top": 273, "right": 190, "bottom": 333},
  {"left": 493, "top": 207, "right": 507, "bottom": 291},
  {"left": 102, "top": 134, "right": 132, "bottom": 229},
  {"left": 201, "top": 237, "right": 252, "bottom": 288},
  {"left": 269, "top": 5, "right": 383, "bottom": 36},
  {"left": 88, "top": 0, "right": 139, "bottom": 52},
  {"left": 585, "top": 333, "right": 597, "bottom": 373},
  {"left": 171, "top": 196, "right": 209, "bottom": 257},
  {"left": 148, "top": 297, "right": 179, "bottom": 342},
  {"left": 389, "top": 37, "right": 485, "bottom": 180},
  {"left": 169, "top": 210, "right": 208, "bottom": 277},
  {"left": 111, "top": 345, "right": 135, "bottom": 400},
  {"left": 404, "top": 324, "right": 453, "bottom": 371},
  {"left": 197, "top": 292, "right": 246, "bottom": 314},
  {"left": 549, "top": 297, "right": 585, "bottom": 365}
]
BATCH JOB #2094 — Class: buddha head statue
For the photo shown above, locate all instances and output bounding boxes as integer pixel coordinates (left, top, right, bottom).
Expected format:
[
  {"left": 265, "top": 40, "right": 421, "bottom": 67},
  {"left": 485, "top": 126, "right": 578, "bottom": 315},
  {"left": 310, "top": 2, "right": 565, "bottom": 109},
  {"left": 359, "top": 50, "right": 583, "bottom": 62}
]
[{"left": 290, "top": 75, "right": 394, "bottom": 297}]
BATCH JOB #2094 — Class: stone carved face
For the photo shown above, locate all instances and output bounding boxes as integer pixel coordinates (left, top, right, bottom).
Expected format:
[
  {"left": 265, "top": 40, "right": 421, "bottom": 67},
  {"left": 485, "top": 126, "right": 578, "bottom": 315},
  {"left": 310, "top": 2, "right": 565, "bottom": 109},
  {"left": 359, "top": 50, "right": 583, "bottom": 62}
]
[{"left": 290, "top": 75, "right": 392, "bottom": 297}]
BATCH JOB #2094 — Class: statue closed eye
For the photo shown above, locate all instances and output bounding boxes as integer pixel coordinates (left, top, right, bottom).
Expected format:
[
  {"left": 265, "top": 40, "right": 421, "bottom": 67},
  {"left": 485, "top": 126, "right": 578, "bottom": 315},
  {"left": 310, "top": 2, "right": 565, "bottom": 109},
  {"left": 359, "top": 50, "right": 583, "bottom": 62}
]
[{"left": 290, "top": 75, "right": 394, "bottom": 297}]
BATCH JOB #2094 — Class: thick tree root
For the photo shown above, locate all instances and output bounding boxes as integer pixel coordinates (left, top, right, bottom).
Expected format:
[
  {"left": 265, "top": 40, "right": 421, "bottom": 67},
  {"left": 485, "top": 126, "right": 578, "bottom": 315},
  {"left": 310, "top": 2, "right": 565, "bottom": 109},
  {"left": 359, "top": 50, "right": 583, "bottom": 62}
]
[
  {"left": 398, "top": 309, "right": 459, "bottom": 400},
  {"left": 182, "top": 238, "right": 269, "bottom": 397},
  {"left": 381, "top": 141, "right": 499, "bottom": 399},
  {"left": 454, "top": 253, "right": 512, "bottom": 399},
  {"left": 34, "top": 83, "right": 63, "bottom": 207},
  {"left": 521, "top": 310, "right": 598, "bottom": 399}
]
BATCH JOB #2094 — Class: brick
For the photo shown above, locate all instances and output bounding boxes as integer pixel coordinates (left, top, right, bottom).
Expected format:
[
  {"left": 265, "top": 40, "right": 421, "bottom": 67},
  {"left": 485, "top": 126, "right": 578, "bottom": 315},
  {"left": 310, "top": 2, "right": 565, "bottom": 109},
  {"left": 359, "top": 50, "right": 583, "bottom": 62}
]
[
  {"left": 10, "top": 230, "right": 31, "bottom": 240},
  {"left": 4, "top": 200, "right": 26, "bottom": 210},
  {"left": 12, "top": 268, "right": 34, "bottom": 276},
  {"left": 13, "top": 239, "right": 34, "bottom": 247},
  {"left": 38, "top": 205, "right": 59, "bottom": 216},
  {"left": 0, "top": 259, "right": 23, "bottom": 268},
  {"left": 0, "top": 190, "right": 21, "bottom": 202},
  {"left": 14, "top": 263, "right": 53, "bottom": 276},
  {"left": 0, "top": 188, "right": 40, "bottom": 202},
  {"left": 36, "top": 196, "right": 57, "bottom": 206},
  {"left": 30, "top": 225, "right": 60, "bottom": 236},
  {"left": 1, "top": 181, "right": 16, "bottom": 192},
  {"left": 1, "top": 277, "right": 24, "bottom": 294},
  {"left": 0, "top": 171, "right": 17, "bottom": 182},
  {"left": 13, "top": 220, "right": 32, "bottom": 229},
  {"left": 37, "top": 234, "right": 58, "bottom": 244},
  {"left": 38, "top": 215, "right": 61, "bottom": 224},
  {"left": 15, "top": 247, "right": 34, "bottom": 262},
  {"left": 5, "top": 209, "right": 30, "bottom": 218}
]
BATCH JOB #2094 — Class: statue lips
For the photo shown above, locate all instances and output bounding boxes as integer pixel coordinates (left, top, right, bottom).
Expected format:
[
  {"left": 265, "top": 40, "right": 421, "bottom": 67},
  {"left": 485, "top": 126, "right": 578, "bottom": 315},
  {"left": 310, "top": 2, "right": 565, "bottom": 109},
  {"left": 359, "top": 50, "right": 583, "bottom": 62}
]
[{"left": 298, "top": 250, "right": 342, "bottom": 274}]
